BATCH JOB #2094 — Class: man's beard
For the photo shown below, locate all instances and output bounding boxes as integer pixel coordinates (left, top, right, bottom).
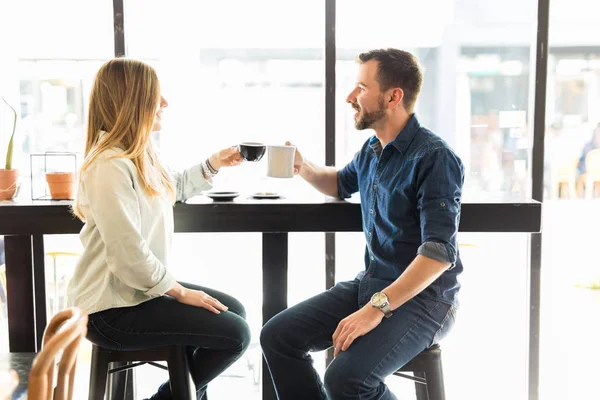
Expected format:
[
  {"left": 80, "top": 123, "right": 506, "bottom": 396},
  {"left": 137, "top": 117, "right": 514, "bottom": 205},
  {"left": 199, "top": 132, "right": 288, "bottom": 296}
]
[{"left": 354, "top": 96, "right": 386, "bottom": 130}]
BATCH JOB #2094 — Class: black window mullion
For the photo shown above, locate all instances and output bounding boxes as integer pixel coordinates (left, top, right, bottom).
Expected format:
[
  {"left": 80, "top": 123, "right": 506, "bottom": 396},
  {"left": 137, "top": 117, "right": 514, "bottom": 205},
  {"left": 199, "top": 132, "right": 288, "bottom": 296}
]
[
  {"left": 529, "top": 0, "right": 550, "bottom": 398},
  {"left": 112, "top": 0, "right": 126, "bottom": 57},
  {"left": 325, "top": 0, "right": 336, "bottom": 368}
]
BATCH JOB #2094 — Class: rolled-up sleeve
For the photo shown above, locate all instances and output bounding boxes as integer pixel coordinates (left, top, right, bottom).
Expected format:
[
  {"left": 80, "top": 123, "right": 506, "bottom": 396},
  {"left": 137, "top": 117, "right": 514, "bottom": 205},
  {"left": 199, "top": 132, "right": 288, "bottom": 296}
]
[
  {"left": 415, "top": 148, "right": 464, "bottom": 267},
  {"left": 168, "top": 163, "right": 213, "bottom": 202},
  {"left": 83, "top": 158, "right": 176, "bottom": 296},
  {"left": 337, "top": 153, "right": 360, "bottom": 199}
]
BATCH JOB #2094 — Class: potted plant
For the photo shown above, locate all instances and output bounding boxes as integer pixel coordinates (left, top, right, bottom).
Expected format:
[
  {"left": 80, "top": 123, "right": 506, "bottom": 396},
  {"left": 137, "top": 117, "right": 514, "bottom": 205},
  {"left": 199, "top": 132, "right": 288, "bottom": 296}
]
[
  {"left": 0, "top": 95, "right": 18, "bottom": 200},
  {"left": 46, "top": 170, "right": 76, "bottom": 200}
]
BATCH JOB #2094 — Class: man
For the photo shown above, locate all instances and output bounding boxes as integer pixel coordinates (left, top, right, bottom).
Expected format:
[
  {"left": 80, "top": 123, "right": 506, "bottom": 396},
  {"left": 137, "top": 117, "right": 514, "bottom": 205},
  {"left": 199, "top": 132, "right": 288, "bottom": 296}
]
[{"left": 260, "top": 48, "right": 464, "bottom": 400}]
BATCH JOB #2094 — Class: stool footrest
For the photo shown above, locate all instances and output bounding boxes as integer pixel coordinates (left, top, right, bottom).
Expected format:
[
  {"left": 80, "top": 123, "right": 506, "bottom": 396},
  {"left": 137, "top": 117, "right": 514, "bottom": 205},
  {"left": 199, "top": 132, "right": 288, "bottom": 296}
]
[
  {"left": 392, "top": 372, "right": 427, "bottom": 385},
  {"left": 147, "top": 361, "right": 168, "bottom": 371}
]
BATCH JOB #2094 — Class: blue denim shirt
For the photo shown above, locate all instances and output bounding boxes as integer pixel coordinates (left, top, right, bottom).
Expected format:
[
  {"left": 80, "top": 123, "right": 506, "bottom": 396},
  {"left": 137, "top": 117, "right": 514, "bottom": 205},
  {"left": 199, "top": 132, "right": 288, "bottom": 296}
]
[{"left": 338, "top": 114, "right": 464, "bottom": 307}]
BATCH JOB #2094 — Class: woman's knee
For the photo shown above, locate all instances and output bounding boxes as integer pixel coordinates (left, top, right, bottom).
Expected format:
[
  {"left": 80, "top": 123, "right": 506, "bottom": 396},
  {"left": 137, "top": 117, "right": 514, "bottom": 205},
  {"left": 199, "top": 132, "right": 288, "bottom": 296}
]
[
  {"left": 231, "top": 316, "right": 252, "bottom": 354},
  {"left": 229, "top": 297, "right": 247, "bottom": 320},
  {"left": 217, "top": 291, "right": 246, "bottom": 319}
]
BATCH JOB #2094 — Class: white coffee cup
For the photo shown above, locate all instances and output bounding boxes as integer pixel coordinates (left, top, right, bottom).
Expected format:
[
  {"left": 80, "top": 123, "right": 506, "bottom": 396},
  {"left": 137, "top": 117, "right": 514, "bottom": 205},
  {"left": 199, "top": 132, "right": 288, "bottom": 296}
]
[{"left": 267, "top": 145, "right": 296, "bottom": 178}]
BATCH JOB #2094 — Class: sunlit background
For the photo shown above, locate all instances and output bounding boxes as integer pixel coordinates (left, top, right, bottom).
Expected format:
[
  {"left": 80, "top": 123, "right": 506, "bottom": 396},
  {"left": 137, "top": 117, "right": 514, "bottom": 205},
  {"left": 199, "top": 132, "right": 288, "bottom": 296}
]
[{"left": 1, "top": 1, "right": 599, "bottom": 399}]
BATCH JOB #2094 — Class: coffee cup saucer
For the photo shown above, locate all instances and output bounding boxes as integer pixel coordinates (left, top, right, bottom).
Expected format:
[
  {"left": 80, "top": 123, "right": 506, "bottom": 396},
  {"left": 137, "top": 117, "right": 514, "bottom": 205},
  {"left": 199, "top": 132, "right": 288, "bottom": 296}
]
[
  {"left": 251, "top": 191, "right": 281, "bottom": 199},
  {"left": 204, "top": 191, "right": 240, "bottom": 201}
]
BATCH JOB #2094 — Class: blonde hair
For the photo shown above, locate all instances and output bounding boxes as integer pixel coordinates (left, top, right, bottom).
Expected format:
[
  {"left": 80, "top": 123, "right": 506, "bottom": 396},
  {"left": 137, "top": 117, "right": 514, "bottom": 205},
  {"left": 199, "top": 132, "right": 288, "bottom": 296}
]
[{"left": 72, "top": 58, "right": 175, "bottom": 220}]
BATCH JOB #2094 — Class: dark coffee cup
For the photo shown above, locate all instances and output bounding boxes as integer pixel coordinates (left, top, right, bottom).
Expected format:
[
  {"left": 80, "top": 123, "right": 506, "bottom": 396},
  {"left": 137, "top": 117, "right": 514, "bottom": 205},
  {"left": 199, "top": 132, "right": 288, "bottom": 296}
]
[{"left": 239, "top": 142, "right": 266, "bottom": 162}]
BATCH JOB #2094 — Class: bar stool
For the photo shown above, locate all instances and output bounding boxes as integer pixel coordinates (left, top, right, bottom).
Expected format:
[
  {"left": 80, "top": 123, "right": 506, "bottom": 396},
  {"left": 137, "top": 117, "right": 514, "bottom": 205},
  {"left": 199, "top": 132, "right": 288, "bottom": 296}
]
[
  {"left": 88, "top": 344, "right": 196, "bottom": 400},
  {"left": 393, "top": 344, "right": 445, "bottom": 400}
]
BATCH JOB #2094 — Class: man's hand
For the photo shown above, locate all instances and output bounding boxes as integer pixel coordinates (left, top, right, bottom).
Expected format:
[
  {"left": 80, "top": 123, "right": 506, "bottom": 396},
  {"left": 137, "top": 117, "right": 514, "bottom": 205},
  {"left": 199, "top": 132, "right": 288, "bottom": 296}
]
[
  {"left": 285, "top": 141, "right": 304, "bottom": 174},
  {"left": 332, "top": 304, "right": 385, "bottom": 357},
  {"left": 209, "top": 146, "right": 243, "bottom": 170}
]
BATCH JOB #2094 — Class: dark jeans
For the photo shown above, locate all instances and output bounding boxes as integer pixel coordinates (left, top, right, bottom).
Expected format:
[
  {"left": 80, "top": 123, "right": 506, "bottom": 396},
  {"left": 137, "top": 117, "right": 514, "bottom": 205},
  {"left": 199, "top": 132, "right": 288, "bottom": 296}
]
[
  {"left": 260, "top": 278, "right": 456, "bottom": 400},
  {"left": 87, "top": 282, "right": 251, "bottom": 400}
]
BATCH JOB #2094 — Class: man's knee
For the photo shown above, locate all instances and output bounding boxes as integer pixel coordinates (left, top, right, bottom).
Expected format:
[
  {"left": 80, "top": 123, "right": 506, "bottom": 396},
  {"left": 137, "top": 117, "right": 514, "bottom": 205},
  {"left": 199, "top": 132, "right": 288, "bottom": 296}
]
[
  {"left": 324, "top": 360, "right": 357, "bottom": 399},
  {"left": 259, "top": 312, "right": 285, "bottom": 351},
  {"left": 324, "top": 356, "right": 384, "bottom": 400},
  {"left": 260, "top": 310, "right": 305, "bottom": 355}
]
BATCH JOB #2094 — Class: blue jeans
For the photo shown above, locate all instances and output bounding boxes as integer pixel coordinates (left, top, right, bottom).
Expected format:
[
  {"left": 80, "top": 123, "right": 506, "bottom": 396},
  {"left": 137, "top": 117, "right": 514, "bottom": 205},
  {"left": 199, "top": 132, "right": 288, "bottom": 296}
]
[
  {"left": 87, "top": 282, "right": 251, "bottom": 400},
  {"left": 260, "top": 278, "right": 456, "bottom": 400}
]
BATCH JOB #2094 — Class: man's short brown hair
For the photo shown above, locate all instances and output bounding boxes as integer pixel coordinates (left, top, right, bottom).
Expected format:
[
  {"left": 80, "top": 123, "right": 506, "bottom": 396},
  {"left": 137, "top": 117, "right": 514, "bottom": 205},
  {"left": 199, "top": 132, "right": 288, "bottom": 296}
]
[{"left": 358, "top": 49, "right": 423, "bottom": 113}]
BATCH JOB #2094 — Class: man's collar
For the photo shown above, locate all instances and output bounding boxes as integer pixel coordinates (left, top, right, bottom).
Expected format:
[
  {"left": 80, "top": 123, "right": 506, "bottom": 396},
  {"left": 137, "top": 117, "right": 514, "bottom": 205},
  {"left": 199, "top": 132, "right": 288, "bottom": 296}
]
[{"left": 368, "top": 114, "right": 421, "bottom": 154}]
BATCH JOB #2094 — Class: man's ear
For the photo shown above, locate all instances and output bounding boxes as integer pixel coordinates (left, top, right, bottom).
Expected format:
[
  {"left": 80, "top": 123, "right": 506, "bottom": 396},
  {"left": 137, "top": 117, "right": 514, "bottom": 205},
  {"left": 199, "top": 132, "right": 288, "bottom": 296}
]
[{"left": 388, "top": 88, "right": 404, "bottom": 108}]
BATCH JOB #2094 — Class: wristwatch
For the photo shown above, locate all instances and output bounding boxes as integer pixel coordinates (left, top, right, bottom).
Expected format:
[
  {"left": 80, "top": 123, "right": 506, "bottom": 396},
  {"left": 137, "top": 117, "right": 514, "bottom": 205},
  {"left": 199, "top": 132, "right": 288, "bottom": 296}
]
[{"left": 370, "top": 292, "right": 393, "bottom": 318}]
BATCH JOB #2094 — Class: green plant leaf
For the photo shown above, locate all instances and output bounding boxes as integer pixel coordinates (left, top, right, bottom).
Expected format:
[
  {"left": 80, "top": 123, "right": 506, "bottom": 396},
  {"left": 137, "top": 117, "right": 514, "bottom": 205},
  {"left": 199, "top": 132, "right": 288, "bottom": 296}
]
[{"left": 1, "top": 95, "right": 17, "bottom": 170}]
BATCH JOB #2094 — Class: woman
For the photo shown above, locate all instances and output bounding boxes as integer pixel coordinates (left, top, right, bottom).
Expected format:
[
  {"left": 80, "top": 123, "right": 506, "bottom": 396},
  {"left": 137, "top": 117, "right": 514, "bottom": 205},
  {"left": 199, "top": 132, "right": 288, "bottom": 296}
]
[{"left": 68, "top": 58, "right": 250, "bottom": 400}]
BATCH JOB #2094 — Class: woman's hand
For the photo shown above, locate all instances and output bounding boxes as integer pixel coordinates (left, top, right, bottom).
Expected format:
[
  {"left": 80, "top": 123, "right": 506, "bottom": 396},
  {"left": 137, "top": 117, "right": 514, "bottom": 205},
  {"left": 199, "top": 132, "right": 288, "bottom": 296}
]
[
  {"left": 209, "top": 146, "right": 243, "bottom": 171},
  {"left": 166, "top": 283, "right": 228, "bottom": 314}
]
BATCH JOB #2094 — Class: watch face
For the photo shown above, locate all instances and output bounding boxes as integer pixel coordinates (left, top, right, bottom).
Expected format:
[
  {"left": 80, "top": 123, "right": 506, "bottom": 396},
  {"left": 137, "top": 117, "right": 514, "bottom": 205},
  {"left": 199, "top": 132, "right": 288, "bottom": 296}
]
[{"left": 371, "top": 292, "right": 387, "bottom": 307}]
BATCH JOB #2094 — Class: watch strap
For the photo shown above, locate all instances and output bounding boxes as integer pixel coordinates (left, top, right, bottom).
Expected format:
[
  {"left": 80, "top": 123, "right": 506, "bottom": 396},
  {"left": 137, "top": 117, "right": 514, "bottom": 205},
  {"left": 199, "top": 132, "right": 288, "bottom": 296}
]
[{"left": 381, "top": 304, "right": 393, "bottom": 318}]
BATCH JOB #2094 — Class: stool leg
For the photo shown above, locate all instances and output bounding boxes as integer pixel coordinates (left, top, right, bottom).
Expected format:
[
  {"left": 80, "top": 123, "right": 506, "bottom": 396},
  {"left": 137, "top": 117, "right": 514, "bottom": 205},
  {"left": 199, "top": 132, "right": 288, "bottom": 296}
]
[
  {"left": 125, "top": 367, "right": 136, "bottom": 400},
  {"left": 107, "top": 362, "right": 135, "bottom": 400},
  {"left": 167, "top": 346, "right": 195, "bottom": 400},
  {"left": 424, "top": 363, "right": 446, "bottom": 400},
  {"left": 414, "top": 372, "right": 429, "bottom": 400},
  {"left": 89, "top": 346, "right": 109, "bottom": 400}
]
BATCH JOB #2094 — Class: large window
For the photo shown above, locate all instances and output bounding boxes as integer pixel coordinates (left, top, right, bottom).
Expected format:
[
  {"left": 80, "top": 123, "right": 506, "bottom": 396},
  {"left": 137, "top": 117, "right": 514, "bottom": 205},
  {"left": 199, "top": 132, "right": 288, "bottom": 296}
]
[
  {"left": 336, "top": 0, "right": 538, "bottom": 199},
  {"left": 539, "top": 1, "right": 600, "bottom": 399},
  {"left": 125, "top": 0, "right": 325, "bottom": 196},
  {"left": 0, "top": 0, "right": 112, "bottom": 197},
  {"left": 334, "top": 2, "right": 541, "bottom": 399},
  {"left": 3, "top": 1, "right": 599, "bottom": 400},
  {"left": 124, "top": 1, "right": 326, "bottom": 397}
]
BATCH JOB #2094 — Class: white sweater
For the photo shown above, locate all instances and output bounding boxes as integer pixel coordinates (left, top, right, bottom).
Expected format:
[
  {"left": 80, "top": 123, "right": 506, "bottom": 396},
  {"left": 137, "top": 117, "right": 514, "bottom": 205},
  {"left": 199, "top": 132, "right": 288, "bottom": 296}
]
[{"left": 67, "top": 148, "right": 212, "bottom": 315}]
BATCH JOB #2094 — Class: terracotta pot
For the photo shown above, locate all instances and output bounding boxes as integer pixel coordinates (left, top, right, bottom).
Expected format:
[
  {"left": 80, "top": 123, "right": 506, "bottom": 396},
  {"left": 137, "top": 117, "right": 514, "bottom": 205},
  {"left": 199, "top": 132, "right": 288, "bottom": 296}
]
[
  {"left": 0, "top": 169, "right": 19, "bottom": 200},
  {"left": 46, "top": 172, "right": 76, "bottom": 200}
]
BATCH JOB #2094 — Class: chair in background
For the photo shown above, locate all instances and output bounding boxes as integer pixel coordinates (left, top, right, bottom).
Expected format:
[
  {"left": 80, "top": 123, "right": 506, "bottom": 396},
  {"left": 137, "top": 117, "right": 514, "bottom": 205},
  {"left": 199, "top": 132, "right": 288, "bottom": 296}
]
[
  {"left": 550, "top": 157, "right": 579, "bottom": 199},
  {"left": 28, "top": 307, "right": 88, "bottom": 400},
  {"left": 584, "top": 149, "right": 600, "bottom": 199}
]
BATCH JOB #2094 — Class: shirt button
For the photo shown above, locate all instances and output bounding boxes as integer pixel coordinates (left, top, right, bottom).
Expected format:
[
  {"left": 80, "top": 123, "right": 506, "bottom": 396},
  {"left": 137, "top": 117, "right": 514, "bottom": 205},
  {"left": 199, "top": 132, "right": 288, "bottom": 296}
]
[
  {"left": 370, "top": 255, "right": 374, "bottom": 261},
  {"left": 370, "top": 209, "right": 374, "bottom": 214},
  {"left": 440, "top": 202, "right": 446, "bottom": 207},
  {"left": 373, "top": 184, "right": 377, "bottom": 190}
]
